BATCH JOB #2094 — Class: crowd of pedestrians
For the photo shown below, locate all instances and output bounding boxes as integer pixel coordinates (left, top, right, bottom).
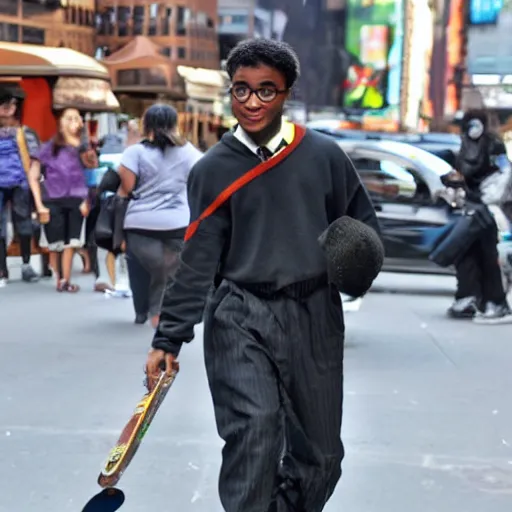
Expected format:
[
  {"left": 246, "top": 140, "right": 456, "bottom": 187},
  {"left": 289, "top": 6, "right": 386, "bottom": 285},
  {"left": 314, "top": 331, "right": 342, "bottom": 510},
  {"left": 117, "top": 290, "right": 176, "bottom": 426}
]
[{"left": 0, "top": 81, "right": 202, "bottom": 326}]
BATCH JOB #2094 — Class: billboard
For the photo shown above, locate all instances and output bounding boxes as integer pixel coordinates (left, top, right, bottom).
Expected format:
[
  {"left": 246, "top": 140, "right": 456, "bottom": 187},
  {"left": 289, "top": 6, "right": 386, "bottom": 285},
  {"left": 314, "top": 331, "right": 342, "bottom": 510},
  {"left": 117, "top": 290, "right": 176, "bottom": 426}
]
[
  {"left": 343, "top": 0, "right": 403, "bottom": 109},
  {"left": 219, "top": 0, "right": 405, "bottom": 122},
  {"left": 342, "top": 0, "right": 404, "bottom": 128}
]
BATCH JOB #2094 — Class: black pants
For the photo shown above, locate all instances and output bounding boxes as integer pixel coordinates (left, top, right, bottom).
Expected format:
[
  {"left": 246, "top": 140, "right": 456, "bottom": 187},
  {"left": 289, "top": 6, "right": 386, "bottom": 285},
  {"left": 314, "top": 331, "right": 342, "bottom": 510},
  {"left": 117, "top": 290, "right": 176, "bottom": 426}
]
[
  {"left": 44, "top": 201, "right": 84, "bottom": 249},
  {"left": 0, "top": 186, "right": 33, "bottom": 272},
  {"left": 126, "top": 244, "right": 151, "bottom": 314},
  {"left": 203, "top": 278, "right": 345, "bottom": 512},
  {"left": 455, "top": 221, "right": 506, "bottom": 307},
  {"left": 85, "top": 203, "right": 100, "bottom": 278},
  {"left": 125, "top": 231, "right": 183, "bottom": 318}
]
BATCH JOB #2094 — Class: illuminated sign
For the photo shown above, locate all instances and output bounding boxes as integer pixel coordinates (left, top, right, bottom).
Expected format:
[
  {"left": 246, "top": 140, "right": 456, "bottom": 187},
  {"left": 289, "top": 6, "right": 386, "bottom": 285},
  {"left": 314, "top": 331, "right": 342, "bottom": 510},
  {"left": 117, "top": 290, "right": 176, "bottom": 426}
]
[{"left": 469, "top": 0, "right": 503, "bottom": 25}]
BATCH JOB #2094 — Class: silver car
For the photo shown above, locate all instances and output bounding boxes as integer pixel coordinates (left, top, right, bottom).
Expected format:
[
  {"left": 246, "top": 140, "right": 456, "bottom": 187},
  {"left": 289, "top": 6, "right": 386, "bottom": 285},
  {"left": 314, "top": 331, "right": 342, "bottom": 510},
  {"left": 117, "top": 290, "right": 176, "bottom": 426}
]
[{"left": 333, "top": 138, "right": 512, "bottom": 290}]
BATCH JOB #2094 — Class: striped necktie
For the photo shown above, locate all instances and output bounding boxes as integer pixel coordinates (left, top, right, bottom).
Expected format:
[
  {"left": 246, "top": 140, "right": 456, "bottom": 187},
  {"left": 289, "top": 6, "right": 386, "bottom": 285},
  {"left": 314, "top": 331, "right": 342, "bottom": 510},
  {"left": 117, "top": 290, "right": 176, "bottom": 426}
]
[
  {"left": 257, "top": 139, "right": 288, "bottom": 162},
  {"left": 257, "top": 146, "right": 273, "bottom": 161}
]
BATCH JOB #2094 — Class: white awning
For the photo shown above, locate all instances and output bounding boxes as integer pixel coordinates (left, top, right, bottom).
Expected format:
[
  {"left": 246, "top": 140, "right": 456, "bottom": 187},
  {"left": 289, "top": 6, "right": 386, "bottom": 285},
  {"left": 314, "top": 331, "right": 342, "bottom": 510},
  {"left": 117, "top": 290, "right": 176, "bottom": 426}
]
[
  {"left": 0, "top": 42, "right": 110, "bottom": 80},
  {"left": 177, "top": 66, "right": 228, "bottom": 102}
]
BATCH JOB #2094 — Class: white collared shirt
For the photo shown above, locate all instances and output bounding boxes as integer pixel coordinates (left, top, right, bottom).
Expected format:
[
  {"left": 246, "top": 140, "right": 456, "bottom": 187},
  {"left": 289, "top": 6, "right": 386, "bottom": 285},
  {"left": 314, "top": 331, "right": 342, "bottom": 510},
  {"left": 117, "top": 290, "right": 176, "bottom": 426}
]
[{"left": 233, "top": 121, "right": 288, "bottom": 156}]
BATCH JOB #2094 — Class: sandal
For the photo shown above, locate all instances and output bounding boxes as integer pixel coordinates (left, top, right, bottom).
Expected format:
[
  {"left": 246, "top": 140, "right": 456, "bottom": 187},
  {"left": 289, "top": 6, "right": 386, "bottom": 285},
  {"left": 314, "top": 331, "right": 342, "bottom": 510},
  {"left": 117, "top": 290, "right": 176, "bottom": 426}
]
[{"left": 57, "top": 280, "right": 80, "bottom": 293}]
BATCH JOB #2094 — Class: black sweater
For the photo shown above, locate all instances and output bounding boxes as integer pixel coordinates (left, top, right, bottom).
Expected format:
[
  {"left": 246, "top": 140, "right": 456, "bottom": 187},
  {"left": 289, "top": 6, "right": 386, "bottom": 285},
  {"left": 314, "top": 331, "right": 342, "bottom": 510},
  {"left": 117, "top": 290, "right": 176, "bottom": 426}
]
[{"left": 152, "top": 127, "right": 380, "bottom": 355}]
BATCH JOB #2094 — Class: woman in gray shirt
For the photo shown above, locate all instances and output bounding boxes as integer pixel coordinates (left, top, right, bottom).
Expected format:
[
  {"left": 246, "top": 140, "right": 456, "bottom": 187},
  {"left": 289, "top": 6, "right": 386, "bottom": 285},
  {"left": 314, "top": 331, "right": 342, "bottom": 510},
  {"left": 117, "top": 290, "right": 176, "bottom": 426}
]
[{"left": 118, "top": 104, "right": 202, "bottom": 326}]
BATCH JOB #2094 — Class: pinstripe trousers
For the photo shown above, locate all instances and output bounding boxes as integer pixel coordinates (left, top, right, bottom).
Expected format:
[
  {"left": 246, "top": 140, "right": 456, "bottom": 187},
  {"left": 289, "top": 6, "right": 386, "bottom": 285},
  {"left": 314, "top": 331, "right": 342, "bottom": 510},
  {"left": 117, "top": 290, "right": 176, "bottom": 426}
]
[{"left": 203, "top": 279, "right": 345, "bottom": 512}]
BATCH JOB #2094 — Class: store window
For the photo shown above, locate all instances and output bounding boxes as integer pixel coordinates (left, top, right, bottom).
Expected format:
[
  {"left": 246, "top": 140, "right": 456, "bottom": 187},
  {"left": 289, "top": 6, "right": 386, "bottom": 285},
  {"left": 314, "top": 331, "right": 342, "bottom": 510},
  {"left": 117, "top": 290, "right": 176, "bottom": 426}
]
[
  {"left": 97, "top": 8, "right": 115, "bottom": 36},
  {"left": 118, "top": 6, "right": 131, "bottom": 37},
  {"left": 233, "top": 15, "right": 248, "bottom": 24},
  {"left": 0, "top": 23, "right": 19, "bottom": 43},
  {"left": 22, "top": 26, "right": 45, "bottom": 45},
  {"left": 0, "top": 0, "right": 17, "bottom": 16},
  {"left": 133, "top": 6, "right": 145, "bottom": 36},
  {"left": 350, "top": 157, "right": 430, "bottom": 204},
  {"left": 176, "top": 6, "right": 190, "bottom": 36},
  {"left": 117, "top": 68, "right": 167, "bottom": 87},
  {"left": 149, "top": 3, "right": 159, "bottom": 36},
  {"left": 162, "top": 7, "right": 172, "bottom": 36}
]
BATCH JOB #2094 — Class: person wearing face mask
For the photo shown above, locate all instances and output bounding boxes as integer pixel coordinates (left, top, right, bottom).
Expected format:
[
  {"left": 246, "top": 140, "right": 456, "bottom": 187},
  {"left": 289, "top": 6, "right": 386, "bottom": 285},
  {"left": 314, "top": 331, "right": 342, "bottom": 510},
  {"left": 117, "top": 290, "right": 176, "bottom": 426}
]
[{"left": 445, "top": 110, "right": 512, "bottom": 323}]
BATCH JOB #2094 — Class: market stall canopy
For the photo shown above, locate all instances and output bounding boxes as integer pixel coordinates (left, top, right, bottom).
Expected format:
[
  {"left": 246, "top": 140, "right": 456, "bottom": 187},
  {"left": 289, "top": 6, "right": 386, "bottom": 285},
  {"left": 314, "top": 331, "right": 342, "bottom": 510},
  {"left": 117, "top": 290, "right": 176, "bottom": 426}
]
[
  {"left": 102, "top": 36, "right": 186, "bottom": 99},
  {"left": 52, "top": 77, "right": 120, "bottom": 112},
  {"left": 177, "top": 65, "right": 228, "bottom": 102},
  {"left": 0, "top": 42, "right": 110, "bottom": 79},
  {"left": 177, "top": 65, "right": 228, "bottom": 116},
  {"left": 0, "top": 42, "right": 119, "bottom": 113},
  {"left": 103, "top": 36, "right": 170, "bottom": 68}
]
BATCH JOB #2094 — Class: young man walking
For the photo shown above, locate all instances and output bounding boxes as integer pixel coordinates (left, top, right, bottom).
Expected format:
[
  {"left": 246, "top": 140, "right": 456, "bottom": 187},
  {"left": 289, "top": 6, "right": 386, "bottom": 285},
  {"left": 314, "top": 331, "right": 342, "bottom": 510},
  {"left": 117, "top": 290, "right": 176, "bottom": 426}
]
[{"left": 145, "top": 39, "right": 379, "bottom": 511}]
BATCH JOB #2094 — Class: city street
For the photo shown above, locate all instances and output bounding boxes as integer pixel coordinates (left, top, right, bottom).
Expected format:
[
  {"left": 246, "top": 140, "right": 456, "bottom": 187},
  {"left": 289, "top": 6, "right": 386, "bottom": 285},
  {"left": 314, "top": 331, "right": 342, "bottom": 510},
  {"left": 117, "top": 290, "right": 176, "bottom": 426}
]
[{"left": 1, "top": 263, "right": 512, "bottom": 512}]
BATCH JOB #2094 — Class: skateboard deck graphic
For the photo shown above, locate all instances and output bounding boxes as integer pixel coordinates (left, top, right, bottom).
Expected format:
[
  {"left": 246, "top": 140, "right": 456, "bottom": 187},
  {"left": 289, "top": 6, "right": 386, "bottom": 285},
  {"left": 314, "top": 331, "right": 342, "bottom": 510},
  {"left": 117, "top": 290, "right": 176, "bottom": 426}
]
[{"left": 98, "top": 367, "right": 179, "bottom": 489}]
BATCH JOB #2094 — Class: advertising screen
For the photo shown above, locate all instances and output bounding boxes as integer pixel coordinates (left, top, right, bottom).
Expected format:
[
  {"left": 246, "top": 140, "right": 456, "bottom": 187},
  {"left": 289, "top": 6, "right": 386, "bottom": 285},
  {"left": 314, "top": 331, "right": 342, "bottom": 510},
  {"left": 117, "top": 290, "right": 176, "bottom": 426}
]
[
  {"left": 469, "top": 0, "right": 504, "bottom": 25},
  {"left": 342, "top": 0, "right": 403, "bottom": 123}
]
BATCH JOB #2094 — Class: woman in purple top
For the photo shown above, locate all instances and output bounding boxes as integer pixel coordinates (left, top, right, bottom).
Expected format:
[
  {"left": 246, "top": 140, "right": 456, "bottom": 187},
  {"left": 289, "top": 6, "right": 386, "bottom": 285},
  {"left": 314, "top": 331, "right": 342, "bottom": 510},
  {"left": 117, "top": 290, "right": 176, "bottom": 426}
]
[{"left": 28, "top": 107, "right": 89, "bottom": 292}]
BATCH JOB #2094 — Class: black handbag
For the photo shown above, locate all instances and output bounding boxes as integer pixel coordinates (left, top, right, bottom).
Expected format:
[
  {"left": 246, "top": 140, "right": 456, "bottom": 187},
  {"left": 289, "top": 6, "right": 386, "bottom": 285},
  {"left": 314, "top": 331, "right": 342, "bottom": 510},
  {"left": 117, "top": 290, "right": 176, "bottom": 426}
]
[
  {"left": 94, "top": 194, "right": 129, "bottom": 255},
  {"left": 429, "top": 203, "right": 496, "bottom": 267}
]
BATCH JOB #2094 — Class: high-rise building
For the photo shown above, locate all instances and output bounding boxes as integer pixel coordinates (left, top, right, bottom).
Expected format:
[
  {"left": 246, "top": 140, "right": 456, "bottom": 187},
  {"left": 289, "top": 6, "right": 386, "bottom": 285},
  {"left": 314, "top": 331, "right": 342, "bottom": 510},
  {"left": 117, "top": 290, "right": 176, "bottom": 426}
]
[
  {"left": 0, "top": 0, "right": 96, "bottom": 55},
  {"left": 217, "top": 0, "right": 349, "bottom": 109},
  {"left": 95, "top": 1, "right": 220, "bottom": 69}
]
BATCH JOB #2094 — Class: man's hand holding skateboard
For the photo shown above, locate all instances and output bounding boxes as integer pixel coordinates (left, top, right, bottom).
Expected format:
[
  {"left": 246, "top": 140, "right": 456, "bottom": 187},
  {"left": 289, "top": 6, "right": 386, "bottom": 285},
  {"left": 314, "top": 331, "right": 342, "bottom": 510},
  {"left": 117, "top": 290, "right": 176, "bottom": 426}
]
[
  {"left": 81, "top": 344, "right": 180, "bottom": 511},
  {"left": 145, "top": 349, "right": 178, "bottom": 392}
]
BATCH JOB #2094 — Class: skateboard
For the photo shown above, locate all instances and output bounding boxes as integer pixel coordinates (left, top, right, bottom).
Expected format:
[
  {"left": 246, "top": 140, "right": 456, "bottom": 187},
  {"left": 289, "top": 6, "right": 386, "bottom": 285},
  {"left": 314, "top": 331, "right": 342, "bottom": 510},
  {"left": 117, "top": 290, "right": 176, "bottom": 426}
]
[{"left": 81, "top": 364, "right": 179, "bottom": 512}]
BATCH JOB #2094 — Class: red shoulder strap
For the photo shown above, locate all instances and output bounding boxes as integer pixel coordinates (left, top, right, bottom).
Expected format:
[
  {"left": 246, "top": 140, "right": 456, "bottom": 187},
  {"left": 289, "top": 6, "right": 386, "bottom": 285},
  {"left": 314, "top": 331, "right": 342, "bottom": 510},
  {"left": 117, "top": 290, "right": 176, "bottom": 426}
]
[{"left": 184, "top": 124, "right": 307, "bottom": 242}]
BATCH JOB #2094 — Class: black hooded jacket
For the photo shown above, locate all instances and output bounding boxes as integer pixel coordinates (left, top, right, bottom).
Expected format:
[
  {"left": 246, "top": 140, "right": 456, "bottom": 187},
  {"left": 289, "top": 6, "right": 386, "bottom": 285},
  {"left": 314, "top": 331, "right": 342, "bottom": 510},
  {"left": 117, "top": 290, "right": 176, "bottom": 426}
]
[{"left": 457, "top": 110, "right": 506, "bottom": 202}]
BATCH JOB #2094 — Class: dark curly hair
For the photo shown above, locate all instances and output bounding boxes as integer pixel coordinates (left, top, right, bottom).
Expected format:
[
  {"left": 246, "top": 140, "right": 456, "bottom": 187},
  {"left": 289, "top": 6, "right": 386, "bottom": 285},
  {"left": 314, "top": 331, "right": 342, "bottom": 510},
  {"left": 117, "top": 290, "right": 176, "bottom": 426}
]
[{"left": 226, "top": 38, "right": 301, "bottom": 89}]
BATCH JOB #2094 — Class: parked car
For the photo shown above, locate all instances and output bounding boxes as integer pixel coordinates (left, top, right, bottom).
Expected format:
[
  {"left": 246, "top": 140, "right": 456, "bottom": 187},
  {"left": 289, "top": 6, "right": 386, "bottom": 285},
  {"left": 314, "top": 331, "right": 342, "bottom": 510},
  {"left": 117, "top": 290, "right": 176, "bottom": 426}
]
[
  {"left": 307, "top": 120, "right": 461, "bottom": 166},
  {"left": 333, "top": 138, "right": 457, "bottom": 274}
]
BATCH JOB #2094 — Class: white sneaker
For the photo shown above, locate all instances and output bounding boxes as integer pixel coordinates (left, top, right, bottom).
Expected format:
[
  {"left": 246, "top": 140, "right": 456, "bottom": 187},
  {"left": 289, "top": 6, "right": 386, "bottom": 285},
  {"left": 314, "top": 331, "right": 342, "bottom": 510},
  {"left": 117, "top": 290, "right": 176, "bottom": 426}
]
[
  {"left": 105, "top": 287, "right": 132, "bottom": 299},
  {"left": 0, "top": 278, "right": 7, "bottom": 288},
  {"left": 341, "top": 294, "right": 363, "bottom": 312}
]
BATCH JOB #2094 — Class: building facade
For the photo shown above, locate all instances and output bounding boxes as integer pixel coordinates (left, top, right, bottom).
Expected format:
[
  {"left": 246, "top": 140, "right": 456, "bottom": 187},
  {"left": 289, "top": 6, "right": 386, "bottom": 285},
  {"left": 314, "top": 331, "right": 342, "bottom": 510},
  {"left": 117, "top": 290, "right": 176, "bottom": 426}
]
[
  {"left": 0, "top": 0, "right": 96, "bottom": 55},
  {"left": 217, "top": 0, "right": 253, "bottom": 61},
  {"left": 95, "top": 0, "right": 220, "bottom": 69}
]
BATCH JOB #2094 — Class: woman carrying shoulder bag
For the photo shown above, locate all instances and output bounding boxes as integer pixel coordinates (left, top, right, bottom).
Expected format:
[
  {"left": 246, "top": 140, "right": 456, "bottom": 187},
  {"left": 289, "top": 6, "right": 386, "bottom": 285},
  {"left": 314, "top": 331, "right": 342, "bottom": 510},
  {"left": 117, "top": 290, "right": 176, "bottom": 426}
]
[{"left": 118, "top": 104, "right": 202, "bottom": 326}]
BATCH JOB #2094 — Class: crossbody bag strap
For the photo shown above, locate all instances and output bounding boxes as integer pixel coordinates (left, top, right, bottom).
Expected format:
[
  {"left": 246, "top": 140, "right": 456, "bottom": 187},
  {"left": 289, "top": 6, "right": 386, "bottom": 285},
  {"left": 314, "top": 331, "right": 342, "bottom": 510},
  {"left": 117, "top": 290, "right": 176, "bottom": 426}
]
[
  {"left": 16, "top": 127, "right": 32, "bottom": 177},
  {"left": 184, "top": 124, "right": 306, "bottom": 242}
]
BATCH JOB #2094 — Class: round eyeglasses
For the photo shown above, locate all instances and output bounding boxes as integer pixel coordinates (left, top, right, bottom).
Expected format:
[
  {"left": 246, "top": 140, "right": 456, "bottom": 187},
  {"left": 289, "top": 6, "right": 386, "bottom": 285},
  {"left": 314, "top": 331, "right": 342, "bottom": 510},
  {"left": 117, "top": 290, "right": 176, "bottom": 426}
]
[{"left": 229, "top": 84, "right": 288, "bottom": 104}]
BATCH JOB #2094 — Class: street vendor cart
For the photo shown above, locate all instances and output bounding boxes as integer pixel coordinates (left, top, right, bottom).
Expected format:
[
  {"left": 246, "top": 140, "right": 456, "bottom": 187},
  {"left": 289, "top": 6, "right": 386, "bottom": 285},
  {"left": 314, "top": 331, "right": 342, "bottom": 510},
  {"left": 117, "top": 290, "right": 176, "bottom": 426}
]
[{"left": 0, "top": 42, "right": 119, "bottom": 261}]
